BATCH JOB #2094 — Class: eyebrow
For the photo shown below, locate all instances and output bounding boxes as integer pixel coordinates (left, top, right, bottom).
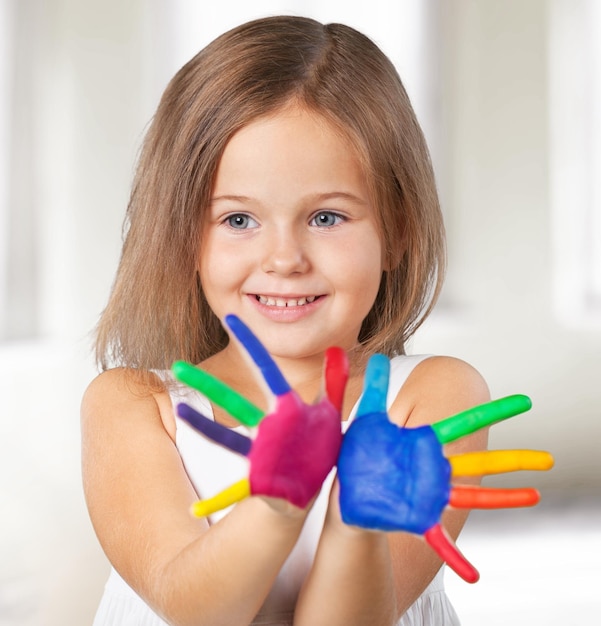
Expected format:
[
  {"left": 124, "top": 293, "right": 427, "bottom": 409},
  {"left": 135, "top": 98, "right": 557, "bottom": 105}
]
[
  {"left": 210, "top": 195, "right": 252, "bottom": 204},
  {"left": 210, "top": 191, "right": 368, "bottom": 205}
]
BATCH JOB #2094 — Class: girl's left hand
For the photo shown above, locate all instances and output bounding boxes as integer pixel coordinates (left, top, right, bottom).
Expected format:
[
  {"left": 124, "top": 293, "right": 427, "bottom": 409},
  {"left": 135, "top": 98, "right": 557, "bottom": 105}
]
[{"left": 172, "top": 314, "right": 348, "bottom": 515}]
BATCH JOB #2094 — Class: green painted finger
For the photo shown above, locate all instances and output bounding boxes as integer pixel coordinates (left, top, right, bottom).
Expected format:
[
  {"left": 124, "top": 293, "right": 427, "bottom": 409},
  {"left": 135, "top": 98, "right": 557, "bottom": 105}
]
[
  {"left": 432, "top": 394, "right": 532, "bottom": 444},
  {"left": 172, "top": 360, "right": 265, "bottom": 427}
]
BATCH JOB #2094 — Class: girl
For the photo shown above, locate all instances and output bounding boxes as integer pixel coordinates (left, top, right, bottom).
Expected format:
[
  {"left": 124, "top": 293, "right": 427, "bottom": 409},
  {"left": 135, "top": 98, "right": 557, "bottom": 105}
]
[{"left": 82, "top": 15, "right": 489, "bottom": 626}]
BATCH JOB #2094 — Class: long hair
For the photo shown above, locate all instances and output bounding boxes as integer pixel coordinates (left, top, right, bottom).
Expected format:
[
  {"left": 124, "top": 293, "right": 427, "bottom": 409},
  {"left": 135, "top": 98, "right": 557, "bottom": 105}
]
[{"left": 95, "top": 16, "right": 445, "bottom": 370}]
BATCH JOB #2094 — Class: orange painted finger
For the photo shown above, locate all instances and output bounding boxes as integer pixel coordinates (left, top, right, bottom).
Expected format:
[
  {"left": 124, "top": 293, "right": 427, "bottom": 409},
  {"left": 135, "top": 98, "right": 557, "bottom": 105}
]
[{"left": 449, "top": 485, "right": 540, "bottom": 509}]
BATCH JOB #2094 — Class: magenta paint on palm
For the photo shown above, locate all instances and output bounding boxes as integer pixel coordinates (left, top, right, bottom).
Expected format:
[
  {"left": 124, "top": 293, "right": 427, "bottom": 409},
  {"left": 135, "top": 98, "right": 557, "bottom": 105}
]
[{"left": 248, "top": 391, "right": 342, "bottom": 507}]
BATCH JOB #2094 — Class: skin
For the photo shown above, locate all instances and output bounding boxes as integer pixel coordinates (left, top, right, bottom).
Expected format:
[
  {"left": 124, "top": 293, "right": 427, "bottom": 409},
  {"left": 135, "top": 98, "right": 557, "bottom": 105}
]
[
  {"left": 199, "top": 104, "right": 383, "bottom": 380},
  {"left": 81, "top": 103, "right": 490, "bottom": 625}
]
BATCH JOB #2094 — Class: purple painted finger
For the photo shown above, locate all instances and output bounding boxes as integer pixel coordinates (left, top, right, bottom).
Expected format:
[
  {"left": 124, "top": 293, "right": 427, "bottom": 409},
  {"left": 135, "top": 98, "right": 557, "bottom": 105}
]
[{"left": 176, "top": 402, "right": 253, "bottom": 456}]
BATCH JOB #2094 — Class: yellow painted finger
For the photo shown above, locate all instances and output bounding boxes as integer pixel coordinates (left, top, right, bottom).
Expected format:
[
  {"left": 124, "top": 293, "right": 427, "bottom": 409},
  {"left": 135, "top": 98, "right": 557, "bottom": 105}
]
[
  {"left": 449, "top": 449, "right": 554, "bottom": 477},
  {"left": 191, "top": 478, "right": 251, "bottom": 517}
]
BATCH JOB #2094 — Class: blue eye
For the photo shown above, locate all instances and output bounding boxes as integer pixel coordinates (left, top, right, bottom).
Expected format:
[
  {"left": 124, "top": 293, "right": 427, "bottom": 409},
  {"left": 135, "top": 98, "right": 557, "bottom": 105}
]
[
  {"left": 311, "top": 212, "right": 343, "bottom": 227},
  {"left": 226, "top": 214, "right": 258, "bottom": 229}
]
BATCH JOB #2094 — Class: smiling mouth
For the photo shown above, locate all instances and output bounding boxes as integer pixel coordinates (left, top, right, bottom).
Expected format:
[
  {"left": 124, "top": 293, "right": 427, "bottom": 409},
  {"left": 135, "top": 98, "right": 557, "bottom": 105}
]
[{"left": 256, "top": 295, "right": 319, "bottom": 307}]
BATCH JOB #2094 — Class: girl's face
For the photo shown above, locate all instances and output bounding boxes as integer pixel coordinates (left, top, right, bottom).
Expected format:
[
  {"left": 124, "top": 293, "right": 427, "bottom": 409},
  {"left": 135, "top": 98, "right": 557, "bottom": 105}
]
[{"left": 199, "top": 104, "right": 383, "bottom": 363}]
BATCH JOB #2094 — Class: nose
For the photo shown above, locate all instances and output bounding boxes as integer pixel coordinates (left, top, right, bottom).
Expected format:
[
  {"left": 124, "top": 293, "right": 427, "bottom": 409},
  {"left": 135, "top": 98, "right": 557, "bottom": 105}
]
[{"left": 260, "top": 226, "right": 310, "bottom": 276}]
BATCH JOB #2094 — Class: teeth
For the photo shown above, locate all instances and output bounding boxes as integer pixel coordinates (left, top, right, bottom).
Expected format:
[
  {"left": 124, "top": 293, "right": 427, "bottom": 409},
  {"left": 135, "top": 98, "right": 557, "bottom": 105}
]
[{"left": 258, "top": 295, "right": 317, "bottom": 307}]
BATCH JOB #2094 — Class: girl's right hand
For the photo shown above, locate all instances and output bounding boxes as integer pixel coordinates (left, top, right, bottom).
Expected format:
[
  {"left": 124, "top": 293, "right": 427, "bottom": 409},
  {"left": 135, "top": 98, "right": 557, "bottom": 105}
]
[{"left": 337, "top": 353, "right": 554, "bottom": 583}]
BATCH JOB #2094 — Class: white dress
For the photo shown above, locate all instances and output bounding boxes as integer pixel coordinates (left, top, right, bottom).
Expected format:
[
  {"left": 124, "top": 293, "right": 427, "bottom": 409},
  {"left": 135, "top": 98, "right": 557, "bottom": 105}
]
[{"left": 93, "top": 355, "right": 461, "bottom": 626}]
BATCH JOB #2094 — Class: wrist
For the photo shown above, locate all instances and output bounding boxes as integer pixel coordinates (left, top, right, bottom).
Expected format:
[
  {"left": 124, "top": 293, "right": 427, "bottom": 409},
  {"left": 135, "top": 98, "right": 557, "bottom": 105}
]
[{"left": 258, "top": 495, "right": 312, "bottom": 525}]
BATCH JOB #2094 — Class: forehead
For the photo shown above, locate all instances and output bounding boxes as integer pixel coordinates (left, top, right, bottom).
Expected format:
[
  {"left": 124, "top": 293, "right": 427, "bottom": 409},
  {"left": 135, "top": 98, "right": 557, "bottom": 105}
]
[{"left": 213, "top": 104, "right": 371, "bottom": 200}]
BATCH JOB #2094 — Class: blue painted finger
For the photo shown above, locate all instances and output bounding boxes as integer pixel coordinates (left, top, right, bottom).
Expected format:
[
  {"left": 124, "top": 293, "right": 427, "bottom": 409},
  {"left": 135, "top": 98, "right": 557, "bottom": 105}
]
[
  {"left": 225, "top": 314, "right": 291, "bottom": 396},
  {"left": 356, "top": 354, "right": 390, "bottom": 417}
]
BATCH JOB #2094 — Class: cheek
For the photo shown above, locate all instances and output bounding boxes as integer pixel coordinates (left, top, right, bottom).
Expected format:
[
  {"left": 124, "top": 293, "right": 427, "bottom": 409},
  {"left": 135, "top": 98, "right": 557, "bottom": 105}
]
[
  {"left": 358, "top": 265, "right": 384, "bottom": 312},
  {"left": 334, "top": 240, "right": 383, "bottom": 306},
  {"left": 351, "top": 233, "right": 383, "bottom": 280},
  {"left": 198, "top": 240, "right": 231, "bottom": 303},
  {"left": 200, "top": 235, "right": 237, "bottom": 283}
]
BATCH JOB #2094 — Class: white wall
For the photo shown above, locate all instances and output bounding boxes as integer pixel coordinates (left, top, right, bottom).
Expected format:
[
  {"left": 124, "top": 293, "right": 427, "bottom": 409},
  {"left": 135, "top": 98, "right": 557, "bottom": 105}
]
[
  {"left": 411, "top": 0, "right": 601, "bottom": 494},
  {"left": 0, "top": 1, "right": 599, "bottom": 624},
  {"left": 0, "top": 1, "right": 157, "bottom": 623}
]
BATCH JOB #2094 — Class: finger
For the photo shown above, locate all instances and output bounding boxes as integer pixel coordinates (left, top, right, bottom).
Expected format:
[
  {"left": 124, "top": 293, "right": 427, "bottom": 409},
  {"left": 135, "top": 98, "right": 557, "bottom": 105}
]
[
  {"left": 324, "top": 347, "right": 349, "bottom": 411},
  {"left": 449, "top": 449, "right": 554, "bottom": 477},
  {"left": 172, "top": 361, "right": 264, "bottom": 427},
  {"left": 225, "top": 314, "right": 291, "bottom": 396},
  {"left": 356, "top": 354, "right": 389, "bottom": 417},
  {"left": 449, "top": 485, "right": 541, "bottom": 509},
  {"left": 424, "top": 523, "right": 480, "bottom": 583},
  {"left": 190, "top": 479, "right": 251, "bottom": 517},
  {"left": 176, "top": 403, "right": 253, "bottom": 456},
  {"left": 431, "top": 394, "right": 532, "bottom": 444}
]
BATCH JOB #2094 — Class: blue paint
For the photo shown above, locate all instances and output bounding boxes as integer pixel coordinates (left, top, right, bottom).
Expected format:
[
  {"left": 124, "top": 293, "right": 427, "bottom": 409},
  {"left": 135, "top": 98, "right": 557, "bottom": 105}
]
[
  {"left": 355, "top": 354, "right": 389, "bottom": 416},
  {"left": 338, "top": 417, "right": 451, "bottom": 533},
  {"left": 225, "top": 314, "right": 291, "bottom": 396}
]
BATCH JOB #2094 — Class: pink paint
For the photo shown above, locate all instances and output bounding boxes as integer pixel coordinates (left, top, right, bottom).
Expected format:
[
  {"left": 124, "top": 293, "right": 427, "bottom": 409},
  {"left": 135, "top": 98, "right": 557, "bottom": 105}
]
[{"left": 248, "top": 391, "right": 342, "bottom": 508}]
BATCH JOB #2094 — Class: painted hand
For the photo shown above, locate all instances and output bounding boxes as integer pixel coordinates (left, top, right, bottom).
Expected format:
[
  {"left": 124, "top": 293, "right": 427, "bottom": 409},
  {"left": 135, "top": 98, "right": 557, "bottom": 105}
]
[
  {"left": 337, "top": 354, "right": 554, "bottom": 583},
  {"left": 172, "top": 314, "right": 348, "bottom": 515}
]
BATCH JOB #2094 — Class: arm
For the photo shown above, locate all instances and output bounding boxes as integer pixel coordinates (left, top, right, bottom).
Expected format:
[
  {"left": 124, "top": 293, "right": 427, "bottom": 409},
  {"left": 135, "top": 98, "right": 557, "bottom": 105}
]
[
  {"left": 81, "top": 368, "right": 308, "bottom": 626},
  {"left": 387, "top": 356, "right": 490, "bottom": 614},
  {"left": 294, "top": 356, "right": 489, "bottom": 625}
]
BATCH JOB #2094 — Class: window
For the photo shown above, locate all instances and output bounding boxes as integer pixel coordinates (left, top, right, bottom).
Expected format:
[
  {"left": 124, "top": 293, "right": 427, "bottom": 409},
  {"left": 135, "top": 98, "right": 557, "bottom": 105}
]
[
  {"left": 0, "top": 0, "right": 443, "bottom": 342},
  {"left": 0, "top": 0, "right": 12, "bottom": 338},
  {"left": 550, "top": 0, "right": 601, "bottom": 325},
  {"left": 167, "top": 0, "right": 442, "bottom": 173},
  {"left": 0, "top": 0, "right": 39, "bottom": 341}
]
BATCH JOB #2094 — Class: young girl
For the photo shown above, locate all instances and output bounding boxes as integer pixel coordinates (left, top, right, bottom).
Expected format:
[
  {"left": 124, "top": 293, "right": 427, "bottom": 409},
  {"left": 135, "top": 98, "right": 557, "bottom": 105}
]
[{"left": 82, "top": 15, "right": 489, "bottom": 626}]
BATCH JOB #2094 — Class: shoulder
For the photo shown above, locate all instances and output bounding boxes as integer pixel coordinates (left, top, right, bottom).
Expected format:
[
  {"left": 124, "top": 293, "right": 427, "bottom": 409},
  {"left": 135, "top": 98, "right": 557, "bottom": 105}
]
[
  {"left": 82, "top": 368, "right": 162, "bottom": 413},
  {"left": 406, "top": 355, "right": 489, "bottom": 400},
  {"left": 389, "top": 355, "right": 490, "bottom": 429},
  {"left": 81, "top": 368, "right": 176, "bottom": 440}
]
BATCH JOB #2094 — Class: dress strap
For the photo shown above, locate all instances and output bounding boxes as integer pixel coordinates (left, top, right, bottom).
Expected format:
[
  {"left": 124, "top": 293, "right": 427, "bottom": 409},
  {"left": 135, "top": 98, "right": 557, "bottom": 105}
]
[{"left": 347, "top": 354, "right": 432, "bottom": 422}]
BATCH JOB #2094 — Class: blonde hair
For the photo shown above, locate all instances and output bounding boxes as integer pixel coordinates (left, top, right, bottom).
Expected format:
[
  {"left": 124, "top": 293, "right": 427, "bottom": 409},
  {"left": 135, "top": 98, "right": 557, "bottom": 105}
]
[{"left": 95, "top": 16, "right": 445, "bottom": 370}]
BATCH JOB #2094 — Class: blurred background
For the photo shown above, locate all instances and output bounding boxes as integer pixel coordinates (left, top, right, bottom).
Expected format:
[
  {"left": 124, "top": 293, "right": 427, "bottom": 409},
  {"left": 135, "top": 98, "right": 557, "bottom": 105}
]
[{"left": 0, "top": 0, "right": 599, "bottom": 624}]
